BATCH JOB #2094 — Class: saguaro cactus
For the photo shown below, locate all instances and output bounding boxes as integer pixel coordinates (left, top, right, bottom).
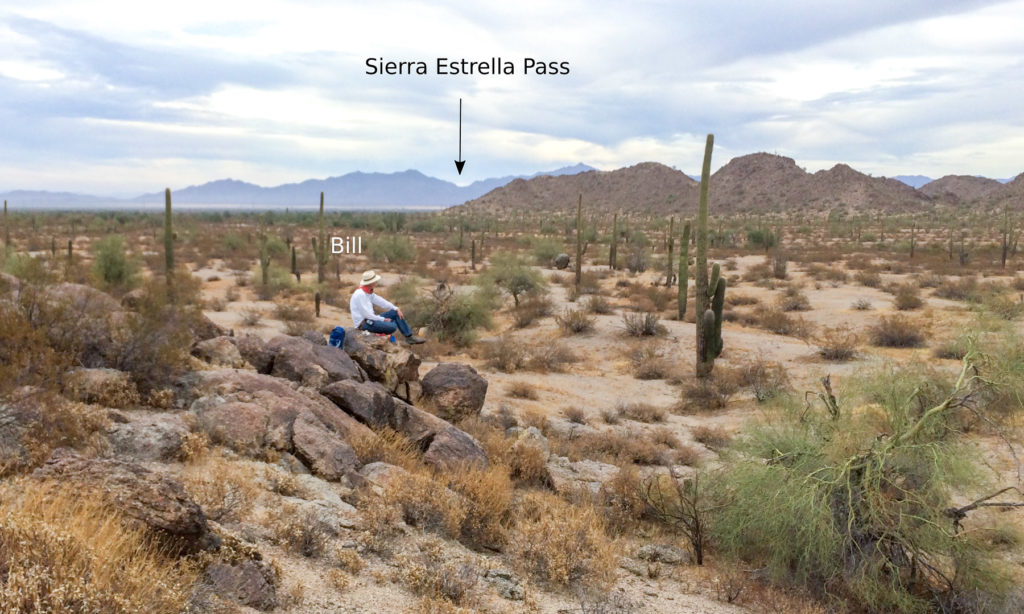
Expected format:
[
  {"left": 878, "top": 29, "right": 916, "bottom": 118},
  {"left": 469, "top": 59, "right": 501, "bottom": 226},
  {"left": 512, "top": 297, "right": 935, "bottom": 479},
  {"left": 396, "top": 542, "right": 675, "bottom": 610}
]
[
  {"left": 258, "top": 228, "right": 272, "bottom": 287},
  {"left": 609, "top": 212, "right": 619, "bottom": 270},
  {"left": 575, "top": 194, "right": 583, "bottom": 289},
  {"left": 291, "top": 246, "right": 301, "bottom": 282},
  {"left": 694, "top": 134, "right": 725, "bottom": 379},
  {"left": 470, "top": 238, "right": 477, "bottom": 270},
  {"left": 665, "top": 216, "right": 675, "bottom": 287},
  {"left": 315, "top": 192, "right": 328, "bottom": 283},
  {"left": 910, "top": 218, "right": 917, "bottom": 260},
  {"left": 2, "top": 200, "right": 8, "bottom": 258},
  {"left": 164, "top": 188, "right": 175, "bottom": 300},
  {"left": 315, "top": 291, "right": 321, "bottom": 318},
  {"left": 678, "top": 220, "right": 690, "bottom": 321}
]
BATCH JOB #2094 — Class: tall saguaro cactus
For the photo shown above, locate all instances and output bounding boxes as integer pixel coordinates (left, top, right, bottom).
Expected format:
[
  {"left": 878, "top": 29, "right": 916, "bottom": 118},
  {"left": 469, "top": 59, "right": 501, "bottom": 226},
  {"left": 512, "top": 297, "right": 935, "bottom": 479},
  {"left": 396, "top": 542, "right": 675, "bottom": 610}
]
[
  {"left": 694, "top": 134, "right": 725, "bottom": 379},
  {"left": 575, "top": 194, "right": 583, "bottom": 289},
  {"left": 314, "top": 192, "right": 328, "bottom": 284},
  {"left": 609, "top": 212, "right": 619, "bottom": 270},
  {"left": 2, "top": 200, "right": 9, "bottom": 264},
  {"left": 678, "top": 220, "right": 690, "bottom": 321},
  {"left": 665, "top": 216, "right": 675, "bottom": 287},
  {"left": 164, "top": 189, "right": 175, "bottom": 300}
]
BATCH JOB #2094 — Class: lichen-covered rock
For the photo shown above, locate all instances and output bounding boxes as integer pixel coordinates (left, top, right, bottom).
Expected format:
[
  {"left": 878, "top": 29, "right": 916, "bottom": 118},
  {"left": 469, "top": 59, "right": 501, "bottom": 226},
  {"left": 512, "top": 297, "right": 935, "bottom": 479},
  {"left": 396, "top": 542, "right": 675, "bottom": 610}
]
[
  {"left": 553, "top": 253, "right": 570, "bottom": 269},
  {"left": 192, "top": 336, "right": 246, "bottom": 368},
  {"left": 203, "top": 560, "right": 278, "bottom": 611},
  {"left": 420, "top": 363, "right": 487, "bottom": 421},
  {"left": 31, "top": 449, "right": 219, "bottom": 555},
  {"left": 107, "top": 411, "right": 189, "bottom": 462},
  {"left": 62, "top": 367, "right": 140, "bottom": 408}
]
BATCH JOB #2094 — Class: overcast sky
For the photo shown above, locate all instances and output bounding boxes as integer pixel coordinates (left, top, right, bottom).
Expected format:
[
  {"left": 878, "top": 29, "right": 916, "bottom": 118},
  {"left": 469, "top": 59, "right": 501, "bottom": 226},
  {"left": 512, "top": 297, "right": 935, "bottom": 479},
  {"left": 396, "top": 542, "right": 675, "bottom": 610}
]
[{"left": 1, "top": 0, "right": 1022, "bottom": 196}]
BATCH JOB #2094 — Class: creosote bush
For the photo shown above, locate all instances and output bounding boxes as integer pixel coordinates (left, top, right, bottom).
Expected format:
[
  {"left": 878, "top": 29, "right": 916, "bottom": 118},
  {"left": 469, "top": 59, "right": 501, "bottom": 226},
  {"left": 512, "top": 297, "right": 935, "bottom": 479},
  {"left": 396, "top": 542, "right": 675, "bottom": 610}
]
[
  {"left": 556, "top": 307, "right": 595, "bottom": 334},
  {"left": 868, "top": 314, "right": 927, "bottom": 348}
]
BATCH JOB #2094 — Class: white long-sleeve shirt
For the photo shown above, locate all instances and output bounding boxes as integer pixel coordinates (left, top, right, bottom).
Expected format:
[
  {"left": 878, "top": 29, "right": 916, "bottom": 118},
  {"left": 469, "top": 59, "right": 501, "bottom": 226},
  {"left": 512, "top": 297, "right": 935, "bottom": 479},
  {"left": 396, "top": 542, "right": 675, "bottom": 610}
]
[{"left": 350, "top": 287, "right": 398, "bottom": 327}]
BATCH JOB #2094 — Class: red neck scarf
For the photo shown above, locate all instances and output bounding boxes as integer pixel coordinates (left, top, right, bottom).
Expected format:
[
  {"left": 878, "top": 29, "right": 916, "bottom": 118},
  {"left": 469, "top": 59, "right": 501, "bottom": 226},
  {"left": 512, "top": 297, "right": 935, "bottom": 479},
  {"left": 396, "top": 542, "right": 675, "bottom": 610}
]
[{"left": 360, "top": 285, "right": 374, "bottom": 294}]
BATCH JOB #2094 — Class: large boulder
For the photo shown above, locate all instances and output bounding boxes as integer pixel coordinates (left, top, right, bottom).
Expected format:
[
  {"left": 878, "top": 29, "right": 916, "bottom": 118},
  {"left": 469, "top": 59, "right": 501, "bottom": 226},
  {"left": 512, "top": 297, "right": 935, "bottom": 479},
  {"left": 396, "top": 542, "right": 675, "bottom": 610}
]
[
  {"left": 107, "top": 411, "right": 190, "bottom": 462},
  {"left": 230, "top": 334, "right": 274, "bottom": 373},
  {"left": 192, "top": 336, "right": 246, "bottom": 368},
  {"left": 420, "top": 363, "right": 488, "bottom": 421},
  {"left": 553, "top": 253, "right": 570, "bottom": 270},
  {"left": 186, "top": 369, "right": 372, "bottom": 481},
  {"left": 320, "top": 380, "right": 396, "bottom": 429},
  {"left": 62, "top": 367, "right": 140, "bottom": 408},
  {"left": 31, "top": 449, "right": 219, "bottom": 555},
  {"left": 342, "top": 328, "right": 421, "bottom": 390},
  {"left": 190, "top": 313, "right": 230, "bottom": 343},
  {"left": 265, "top": 335, "right": 363, "bottom": 388},
  {"left": 422, "top": 426, "right": 488, "bottom": 471},
  {"left": 200, "top": 527, "right": 279, "bottom": 611}
]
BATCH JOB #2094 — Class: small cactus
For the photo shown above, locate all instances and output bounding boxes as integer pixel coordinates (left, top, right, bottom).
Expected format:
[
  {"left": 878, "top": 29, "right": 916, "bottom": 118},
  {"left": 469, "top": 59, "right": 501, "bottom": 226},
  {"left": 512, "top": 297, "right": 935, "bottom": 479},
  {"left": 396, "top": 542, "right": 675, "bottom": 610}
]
[
  {"left": 315, "top": 192, "right": 328, "bottom": 283},
  {"left": 609, "top": 212, "right": 619, "bottom": 270},
  {"left": 678, "top": 220, "right": 690, "bottom": 321},
  {"left": 315, "top": 291, "right": 321, "bottom": 318}
]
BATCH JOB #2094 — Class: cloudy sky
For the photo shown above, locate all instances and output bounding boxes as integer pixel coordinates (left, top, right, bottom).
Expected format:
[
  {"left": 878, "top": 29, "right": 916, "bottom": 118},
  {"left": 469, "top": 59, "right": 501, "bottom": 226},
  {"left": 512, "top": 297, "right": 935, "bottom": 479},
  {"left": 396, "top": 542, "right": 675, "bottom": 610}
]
[{"left": 1, "top": 0, "right": 1022, "bottom": 196}]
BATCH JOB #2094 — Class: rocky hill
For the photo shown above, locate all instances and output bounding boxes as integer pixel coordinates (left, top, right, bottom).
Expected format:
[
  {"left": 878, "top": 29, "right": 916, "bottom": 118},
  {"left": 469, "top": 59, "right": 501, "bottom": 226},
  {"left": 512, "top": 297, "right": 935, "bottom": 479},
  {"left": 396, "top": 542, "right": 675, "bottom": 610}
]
[
  {"left": 920, "top": 175, "right": 1006, "bottom": 204},
  {"left": 459, "top": 153, "right": 937, "bottom": 216}
]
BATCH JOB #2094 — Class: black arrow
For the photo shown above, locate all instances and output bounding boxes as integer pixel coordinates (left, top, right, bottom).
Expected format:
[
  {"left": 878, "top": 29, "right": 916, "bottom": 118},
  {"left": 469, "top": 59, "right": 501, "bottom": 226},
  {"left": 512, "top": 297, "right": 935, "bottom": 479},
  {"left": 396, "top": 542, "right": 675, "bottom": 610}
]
[{"left": 454, "top": 98, "right": 465, "bottom": 175}]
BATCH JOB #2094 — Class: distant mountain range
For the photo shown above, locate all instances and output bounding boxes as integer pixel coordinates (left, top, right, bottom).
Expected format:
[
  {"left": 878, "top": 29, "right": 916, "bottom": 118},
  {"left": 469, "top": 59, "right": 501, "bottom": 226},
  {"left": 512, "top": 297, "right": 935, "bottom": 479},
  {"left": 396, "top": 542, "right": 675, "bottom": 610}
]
[
  {"left": 0, "top": 164, "right": 597, "bottom": 209},
  {"left": 459, "top": 154, "right": 1024, "bottom": 215},
  {"left": 2, "top": 159, "right": 1020, "bottom": 214}
]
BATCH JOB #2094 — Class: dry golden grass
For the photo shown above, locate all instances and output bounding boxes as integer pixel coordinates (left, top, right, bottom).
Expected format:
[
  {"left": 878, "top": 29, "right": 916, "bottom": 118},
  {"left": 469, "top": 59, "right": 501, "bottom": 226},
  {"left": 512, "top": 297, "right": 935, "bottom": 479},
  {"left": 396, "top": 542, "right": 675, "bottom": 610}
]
[
  {"left": 510, "top": 491, "right": 618, "bottom": 588},
  {"left": 179, "top": 451, "right": 260, "bottom": 524},
  {"left": 349, "top": 427, "right": 422, "bottom": 472},
  {"left": 445, "top": 464, "right": 513, "bottom": 548},
  {"left": 0, "top": 480, "right": 197, "bottom": 613}
]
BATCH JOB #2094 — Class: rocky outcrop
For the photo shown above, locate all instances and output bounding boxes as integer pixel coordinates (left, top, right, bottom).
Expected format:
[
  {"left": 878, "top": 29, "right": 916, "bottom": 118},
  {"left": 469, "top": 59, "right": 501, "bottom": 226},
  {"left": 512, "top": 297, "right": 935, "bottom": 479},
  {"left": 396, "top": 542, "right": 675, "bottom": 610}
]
[
  {"left": 342, "top": 328, "right": 420, "bottom": 392},
  {"left": 545, "top": 455, "right": 620, "bottom": 496},
  {"left": 31, "top": 449, "right": 219, "bottom": 555},
  {"left": 231, "top": 334, "right": 274, "bottom": 373},
  {"left": 192, "top": 336, "right": 246, "bottom": 368},
  {"left": 321, "top": 379, "right": 488, "bottom": 471},
  {"left": 186, "top": 369, "right": 372, "bottom": 481},
  {"left": 203, "top": 559, "right": 278, "bottom": 611},
  {"left": 62, "top": 367, "right": 140, "bottom": 408},
  {"left": 420, "top": 363, "right": 487, "bottom": 421},
  {"left": 265, "top": 335, "right": 364, "bottom": 388},
  {"left": 107, "top": 411, "right": 190, "bottom": 462}
]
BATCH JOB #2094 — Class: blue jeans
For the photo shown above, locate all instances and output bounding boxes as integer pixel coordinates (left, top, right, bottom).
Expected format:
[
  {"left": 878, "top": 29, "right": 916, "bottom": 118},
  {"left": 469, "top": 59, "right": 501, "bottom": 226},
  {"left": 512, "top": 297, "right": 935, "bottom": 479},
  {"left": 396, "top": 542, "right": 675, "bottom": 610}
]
[{"left": 359, "top": 309, "right": 413, "bottom": 337}]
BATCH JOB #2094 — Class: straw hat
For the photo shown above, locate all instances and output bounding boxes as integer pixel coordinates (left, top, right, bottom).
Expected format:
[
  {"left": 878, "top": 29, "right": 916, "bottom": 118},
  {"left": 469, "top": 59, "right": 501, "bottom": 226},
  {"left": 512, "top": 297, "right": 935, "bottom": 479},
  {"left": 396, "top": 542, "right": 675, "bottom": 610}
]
[{"left": 360, "top": 270, "right": 382, "bottom": 285}]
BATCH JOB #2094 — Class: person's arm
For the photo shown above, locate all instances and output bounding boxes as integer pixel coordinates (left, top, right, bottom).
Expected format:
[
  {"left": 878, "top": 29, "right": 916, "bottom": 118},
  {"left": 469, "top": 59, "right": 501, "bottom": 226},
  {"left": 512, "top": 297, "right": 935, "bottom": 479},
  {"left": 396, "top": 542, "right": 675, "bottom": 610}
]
[
  {"left": 353, "top": 291, "right": 387, "bottom": 323},
  {"left": 371, "top": 293, "right": 398, "bottom": 313}
]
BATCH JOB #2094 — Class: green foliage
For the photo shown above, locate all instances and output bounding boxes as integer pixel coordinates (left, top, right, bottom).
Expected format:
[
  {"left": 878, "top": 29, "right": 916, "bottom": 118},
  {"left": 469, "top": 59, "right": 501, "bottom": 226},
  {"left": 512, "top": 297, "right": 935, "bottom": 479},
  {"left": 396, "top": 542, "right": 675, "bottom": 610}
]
[
  {"left": 91, "top": 235, "right": 138, "bottom": 291},
  {"left": 404, "top": 284, "right": 493, "bottom": 346},
  {"left": 478, "top": 251, "right": 546, "bottom": 307},
  {"left": 367, "top": 235, "right": 417, "bottom": 264},
  {"left": 529, "top": 237, "right": 563, "bottom": 266},
  {"left": 712, "top": 358, "right": 1020, "bottom": 613}
]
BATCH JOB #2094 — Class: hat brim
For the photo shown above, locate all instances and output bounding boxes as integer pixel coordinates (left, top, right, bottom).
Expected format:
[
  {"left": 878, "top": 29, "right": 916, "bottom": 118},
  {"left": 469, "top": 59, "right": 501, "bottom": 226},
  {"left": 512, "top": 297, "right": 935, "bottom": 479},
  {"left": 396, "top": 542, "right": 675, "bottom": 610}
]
[{"left": 362, "top": 274, "right": 382, "bottom": 285}]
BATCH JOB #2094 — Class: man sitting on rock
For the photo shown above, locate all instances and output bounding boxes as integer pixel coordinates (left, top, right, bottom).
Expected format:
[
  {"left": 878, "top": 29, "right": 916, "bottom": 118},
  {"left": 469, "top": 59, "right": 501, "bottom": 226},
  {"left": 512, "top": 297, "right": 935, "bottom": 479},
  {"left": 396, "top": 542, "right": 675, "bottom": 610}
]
[{"left": 350, "top": 270, "right": 426, "bottom": 344}]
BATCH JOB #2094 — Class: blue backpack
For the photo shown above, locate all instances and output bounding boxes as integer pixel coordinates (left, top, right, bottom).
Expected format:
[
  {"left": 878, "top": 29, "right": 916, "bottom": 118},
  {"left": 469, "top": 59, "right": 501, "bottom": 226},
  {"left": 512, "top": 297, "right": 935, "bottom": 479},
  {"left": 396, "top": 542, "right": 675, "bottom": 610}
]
[{"left": 328, "top": 326, "right": 346, "bottom": 348}]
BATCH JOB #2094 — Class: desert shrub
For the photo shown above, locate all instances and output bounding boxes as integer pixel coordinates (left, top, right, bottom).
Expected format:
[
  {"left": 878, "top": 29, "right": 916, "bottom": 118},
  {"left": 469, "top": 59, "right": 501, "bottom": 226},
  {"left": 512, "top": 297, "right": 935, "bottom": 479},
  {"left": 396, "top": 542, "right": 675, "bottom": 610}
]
[
  {"left": 396, "top": 543, "right": 481, "bottom": 609},
  {"left": 868, "top": 314, "right": 926, "bottom": 348},
  {"left": 622, "top": 311, "right": 666, "bottom": 337},
  {"left": 525, "top": 342, "right": 577, "bottom": 372},
  {"left": 483, "top": 335, "right": 527, "bottom": 372},
  {"left": 584, "top": 294, "right": 614, "bottom": 314},
  {"left": 0, "top": 481, "right": 197, "bottom": 612},
  {"left": 478, "top": 251, "right": 547, "bottom": 308},
  {"left": 933, "top": 275, "right": 979, "bottom": 301},
  {"left": 556, "top": 308, "right": 595, "bottom": 334},
  {"left": 508, "top": 437, "right": 549, "bottom": 487},
  {"left": 804, "top": 263, "right": 848, "bottom": 283},
  {"left": 179, "top": 452, "right": 259, "bottom": 524},
  {"left": 506, "top": 380, "right": 539, "bottom": 400},
  {"left": 679, "top": 370, "right": 740, "bottom": 412},
  {"left": 850, "top": 297, "right": 873, "bottom": 310},
  {"left": 854, "top": 270, "right": 882, "bottom": 288},
  {"left": 367, "top": 235, "right": 417, "bottom": 263},
  {"left": 273, "top": 301, "right": 314, "bottom": 323},
  {"left": 563, "top": 406, "right": 587, "bottom": 424},
  {"left": 530, "top": 237, "right": 564, "bottom": 266},
  {"left": 385, "top": 471, "right": 467, "bottom": 539},
  {"left": 712, "top": 359, "right": 1022, "bottom": 613},
  {"left": 512, "top": 289, "right": 553, "bottom": 328},
  {"left": 240, "top": 306, "right": 264, "bottom": 327},
  {"left": 817, "top": 325, "right": 859, "bottom": 361},
  {"left": 777, "top": 285, "right": 810, "bottom": 311},
  {"left": 91, "top": 235, "right": 139, "bottom": 292},
  {"left": 273, "top": 503, "right": 330, "bottom": 558},
  {"left": 641, "top": 285, "right": 673, "bottom": 311},
  {"left": 933, "top": 334, "right": 971, "bottom": 360},
  {"left": 625, "top": 245, "right": 647, "bottom": 273},
  {"left": 571, "top": 430, "right": 666, "bottom": 466},
  {"left": 726, "top": 293, "right": 759, "bottom": 307},
  {"left": 892, "top": 283, "right": 923, "bottom": 310},
  {"left": 629, "top": 344, "right": 670, "bottom": 380},
  {"left": 616, "top": 400, "right": 667, "bottom": 423},
  {"left": 691, "top": 425, "right": 732, "bottom": 449},
  {"left": 735, "top": 357, "right": 791, "bottom": 402},
  {"left": 445, "top": 465, "right": 513, "bottom": 549},
  {"left": 510, "top": 491, "right": 617, "bottom": 588},
  {"left": 349, "top": 427, "right": 421, "bottom": 472},
  {"left": 0, "top": 393, "right": 108, "bottom": 476},
  {"left": 754, "top": 306, "right": 814, "bottom": 338},
  {"left": 980, "top": 292, "right": 1024, "bottom": 320},
  {"left": 406, "top": 284, "right": 493, "bottom": 346}
]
